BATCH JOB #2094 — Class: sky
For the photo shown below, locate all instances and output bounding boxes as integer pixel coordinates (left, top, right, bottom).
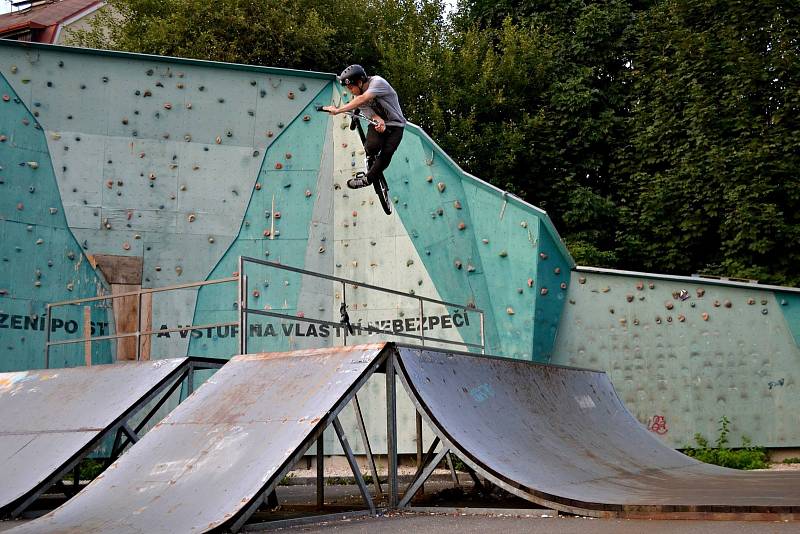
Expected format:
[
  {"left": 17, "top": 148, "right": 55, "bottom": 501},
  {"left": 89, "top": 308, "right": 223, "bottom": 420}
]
[{"left": 0, "top": 1, "right": 10, "bottom": 15}]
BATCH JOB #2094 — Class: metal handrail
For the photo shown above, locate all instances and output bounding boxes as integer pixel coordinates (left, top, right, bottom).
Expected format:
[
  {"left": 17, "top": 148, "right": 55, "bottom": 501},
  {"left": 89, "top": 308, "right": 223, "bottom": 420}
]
[
  {"left": 241, "top": 257, "right": 484, "bottom": 313},
  {"left": 45, "top": 277, "right": 238, "bottom": 368},
  {"left": 238, "top": 256, "right": 486, "bottom": 355}
]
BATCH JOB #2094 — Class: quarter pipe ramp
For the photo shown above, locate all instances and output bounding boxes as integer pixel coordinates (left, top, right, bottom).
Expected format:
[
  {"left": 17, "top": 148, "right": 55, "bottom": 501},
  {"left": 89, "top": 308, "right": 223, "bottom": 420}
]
[{"left": 395, "top": 346, "right": 800, "bottom": 519}]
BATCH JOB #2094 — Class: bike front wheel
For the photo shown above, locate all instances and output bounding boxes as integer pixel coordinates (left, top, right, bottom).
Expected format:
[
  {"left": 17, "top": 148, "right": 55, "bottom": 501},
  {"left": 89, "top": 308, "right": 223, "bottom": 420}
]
[{"left": 373, "top": 175, "right": 392, "bottom": 215}]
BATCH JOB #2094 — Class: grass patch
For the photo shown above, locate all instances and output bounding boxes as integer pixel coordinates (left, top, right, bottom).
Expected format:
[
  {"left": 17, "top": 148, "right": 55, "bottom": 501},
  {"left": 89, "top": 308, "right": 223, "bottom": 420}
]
[
  {"left": 682, "top": 416, "right": 769, "bottom": 470},
  {"left": 781, "top": 457, "right": 800, "bottom": 464}
]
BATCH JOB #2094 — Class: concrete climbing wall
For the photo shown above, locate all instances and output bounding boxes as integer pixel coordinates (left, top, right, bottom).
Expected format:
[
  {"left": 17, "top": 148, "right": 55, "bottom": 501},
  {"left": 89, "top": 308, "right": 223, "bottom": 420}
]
[
  {"left": 0, "top": 64, "right": 112, "bottom": 371},
  {"left": 551, "top": 267, "right": 800, "bottom": 448}
]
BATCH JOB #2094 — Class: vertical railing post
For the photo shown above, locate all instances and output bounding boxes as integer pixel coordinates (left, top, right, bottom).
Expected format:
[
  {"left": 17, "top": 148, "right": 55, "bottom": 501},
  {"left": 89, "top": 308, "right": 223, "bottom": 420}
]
[
  {"left": 480, "top": 311, "right": 485, "bottom": 354},
  {"left": 44, "top": 304, "right": 51, "bottom": 369},
  {"left": 237, "top": 257, "right": 245, "bottom": 356},
  {"left": 341, "top": 281, "right": 347, "bottom": 347},
  {"left": 136, "top": 290, "right": 143, "bottom": 361},
  {"left": 418, "top": 298, "right": 425, "bottom": 346}
]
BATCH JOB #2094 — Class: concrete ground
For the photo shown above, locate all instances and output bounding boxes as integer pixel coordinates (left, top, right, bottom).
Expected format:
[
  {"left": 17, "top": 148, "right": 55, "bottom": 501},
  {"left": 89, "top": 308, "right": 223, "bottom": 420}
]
[{"left": 269, "top": 513, "right": 800, "bottom": 534}]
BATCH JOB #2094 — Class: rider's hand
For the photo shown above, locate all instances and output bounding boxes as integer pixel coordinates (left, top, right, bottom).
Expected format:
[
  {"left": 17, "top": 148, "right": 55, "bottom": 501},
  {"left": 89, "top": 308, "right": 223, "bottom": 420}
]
[
  {"left": 322, "top": 105, "right": 338, "bottom": 115},
  {"left": 375, "top": 117, "right": 386, "bottom": 133}
]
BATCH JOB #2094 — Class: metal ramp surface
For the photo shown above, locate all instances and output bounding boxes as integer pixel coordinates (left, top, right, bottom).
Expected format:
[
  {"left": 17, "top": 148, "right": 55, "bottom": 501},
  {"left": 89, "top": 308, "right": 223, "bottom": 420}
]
[
  {"left": 11, "top": 344, "right": 387, "bottom": 533},
  {"left": 395, "top": 346, "right": 800, "bottom": 520},
  {"left": 0, "top": 358, "right": 191, "bottom": 517}
]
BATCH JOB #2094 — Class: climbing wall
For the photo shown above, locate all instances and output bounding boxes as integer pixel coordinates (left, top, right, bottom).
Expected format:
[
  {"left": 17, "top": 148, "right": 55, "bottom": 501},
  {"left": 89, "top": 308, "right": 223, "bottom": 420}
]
[
  {"left": 0, "top": 68, "right": 112, "bottom": 371},
  {"left": 551, "top": 268, "right": 800, "bottom": 448}
]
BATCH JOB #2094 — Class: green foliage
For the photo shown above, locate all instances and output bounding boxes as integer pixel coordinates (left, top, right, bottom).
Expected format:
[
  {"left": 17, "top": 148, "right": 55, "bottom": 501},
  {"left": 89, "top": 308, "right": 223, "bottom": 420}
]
[
  {"left": 781, "top": 457, "right": 800, "bottom": 464},
  {"left": 61, "top": 458, "right": 106, "bottom": 482},
  {"left": 682, "top": 416, "right": 770, "bottom": 470},
  {"left": 66, "top": 0, "right": 800, "bottom": 286}
]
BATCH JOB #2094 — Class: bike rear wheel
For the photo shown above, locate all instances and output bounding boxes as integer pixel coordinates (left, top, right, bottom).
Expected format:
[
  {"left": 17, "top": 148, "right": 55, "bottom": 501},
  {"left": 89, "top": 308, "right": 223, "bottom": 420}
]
[{"left": 373, "top": 175, "right": 392, "bottom": 215}]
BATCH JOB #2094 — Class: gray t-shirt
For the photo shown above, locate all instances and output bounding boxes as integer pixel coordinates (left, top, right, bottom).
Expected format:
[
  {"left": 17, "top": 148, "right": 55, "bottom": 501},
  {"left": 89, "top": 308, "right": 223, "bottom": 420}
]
[{"left": 361, "top": 76, "right": 406, "bottom": 127}]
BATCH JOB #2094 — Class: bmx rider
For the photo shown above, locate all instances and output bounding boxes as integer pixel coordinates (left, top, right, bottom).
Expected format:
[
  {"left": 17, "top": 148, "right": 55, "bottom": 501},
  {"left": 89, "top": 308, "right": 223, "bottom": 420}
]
[{"left": 322, "top": 65, "right": 406, "bottom": 189}]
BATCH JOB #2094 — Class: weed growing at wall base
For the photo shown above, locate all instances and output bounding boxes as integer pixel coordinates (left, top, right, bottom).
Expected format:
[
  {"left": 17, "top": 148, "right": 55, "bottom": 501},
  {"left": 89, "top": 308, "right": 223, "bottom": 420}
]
[{"left": 682, "top": 416, "right": 770, "bottom": 470}]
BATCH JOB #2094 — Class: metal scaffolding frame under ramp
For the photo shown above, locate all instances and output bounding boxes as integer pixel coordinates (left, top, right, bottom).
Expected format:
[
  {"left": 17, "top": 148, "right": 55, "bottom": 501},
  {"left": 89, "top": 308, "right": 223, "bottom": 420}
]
[{"left": 0, "top": 357, "right": 222, "bottom": 519}]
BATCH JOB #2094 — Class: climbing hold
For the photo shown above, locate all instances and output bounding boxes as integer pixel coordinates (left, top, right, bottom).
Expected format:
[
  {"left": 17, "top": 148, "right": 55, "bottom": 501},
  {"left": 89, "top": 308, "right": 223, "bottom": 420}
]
[
  {"left": 540, "top": 288, "right": 549, "bottom": 295},
  {"left": 305, "top": 189, "right": 312, "bottom": 198},
  {"left": 177, "top": 83, "right": 184, "bottom": 89},
  {"left": 164, "top": 103, "right": 172, "bottom": 110},
  {"left": 457, "top": 222, "right": 466, "bottom": 231},
  {"left": 226, "top": 130, "right": 233, "bottom": 137},
  {"left": 762, "top": 308, "right": 768, "bottom": 315},
  {"left": 28, "top": 161, "right": 39, "bottom": 169},
  {"left": 761, "top": 298, "right": 768, "bottom": 305},
  {"left": 149, "top": 173, "right": 157, "bottom": 181},
  {"left": 275, "top": 162, "right": 283, "bottom": 169},
  {"left": 175, "top": 266, "right": 183, "bottom": 276},
  {"left": 426, "top": 176, "right": 433, "bottom": 183},
  {"left": 288, "top": 91, "right": 295, "bottom": 99},
  {"left": 263, "top": 229, "right": 271, "bottom": 237},
  {"left": 453, "top": 200, "right": 462, "bottom": 210},
  {"left": 35, "top": 238, "right": 43, "bottom": 245},
  {"left": 554, "top": 267, "right": 561, "bottom": 274},
  {"left": 467, "top": 263, "right": 476, "bottom": 272},
  {"left": 0, "top": 135, "right": 6, "bottom": 143},
  {"left": 560, "top": 282, "right": 567, "bottom": 289},
  {"left": 274, "top": 212, "right": 281, "bottom": 219},
  {"left": 16, "top": 203, "right": 23, "bottom": 211},
  {"left": 539, "top": 252, "right": 548, "bottom": 260},
  {"left": 601, "top": 286, "right": 610, "bottom": 293},
  {"left": 713, "top": 300, "right": 720, "bottom": 307},
  {"left": 252, "top": 290, "right": 260, "bottom": 298},
  {"left": 696, "top": 288, "right": 705, "bottom": 297},
  {"left": 436, "top": 207, "right": 444, "bottom": 216},
  {"left": 677, "top": 314, "right": 686, "bottom": 322},
  {"left": 648, "top": 282, "right": 655, "bottom": 289},
  {"left": 208, "top": 236, "right": 215, "bottom": 244},
  {"left": 285, "top": 152, "right": 292, "bottom": 159},
  {"left": 143, "top": 90, "right": 152, "bottom": 97},
  {"left": 303, "top": 115, "right": 311, "bottom": 121},
  {"left": 723, "top": 300, "right": 732, "bottom": 308},
  {"left": 10, "top": 66, "right": 16, "bottom": 73},
  {"left": 701, "top": 312, "right": 709, "bottom": 321},
  {"left": 437, "top": 182, "right": 446, "bottom": 192},
  {"left": 255, "top": 183, "right": 262, "bottom": 191},
  {"left": 578, "top": 276, "right": 586, "bottom": 284},
  {"left": 626, "top": 294, "right": 634, "bottom": 302},
  {"left": 665, "top": 301, "right": 674, "bottom": 310},
  {"left": 186, "top": 103, "right": 192, "bottom": 109},
  {"left": 122, "top": 242, "right": 131, "bottom": 251},
  {"left": 218, "top": 98, "right": 225, "bottom": 103},
  {"left": 353, "top": 211, "right": 358, "bottom": 218},
  {"left": 499, "top": 250, "right": 508, "bottom": 258},
  {"left": 319, "top": 246, "right": 325, "bottom": 254},
  {"left": 49, "top": 207, "right": 57, "bottom": 214},
  {"left": 747, "top": 297, "right": 755, "bottom": 305},
  {"left": 278, "top": 122, "right": 284, "bottom": 128},
  {"left": 188, "top": 214, "right": 196, "bottom": 222},
  {"left": 506, "top": 307, "right": 515, "bottom": 315},
  {"left": 215, "top": 136, "right": 222, "bottom": 144},
  {"left": 253, "top": 150, "right": 259, "bottom": 157},
  {"left": 1, "top": 95, "right": 8, "bottom": 102}
]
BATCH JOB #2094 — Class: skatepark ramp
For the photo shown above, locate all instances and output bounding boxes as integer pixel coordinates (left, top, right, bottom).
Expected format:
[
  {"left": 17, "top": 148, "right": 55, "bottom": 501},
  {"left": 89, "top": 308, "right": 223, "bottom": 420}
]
[
  {"left": 9, "top": 343, "right": 800, "bottom": 532},
  {"left": 11, "top": 345, "right": 389, "bottom": 533},
  {"left": 0, "top": 357, "right": 221, "bottom": 518},
  {"left": 395, "top": 346, "right": 800, "bottom": 519}
]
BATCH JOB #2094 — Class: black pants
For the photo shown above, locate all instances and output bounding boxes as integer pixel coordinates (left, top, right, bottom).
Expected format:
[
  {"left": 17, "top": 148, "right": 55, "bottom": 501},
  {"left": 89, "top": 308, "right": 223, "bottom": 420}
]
[{"left": 364, "top": 125, "right": 404, "bottom": 184}]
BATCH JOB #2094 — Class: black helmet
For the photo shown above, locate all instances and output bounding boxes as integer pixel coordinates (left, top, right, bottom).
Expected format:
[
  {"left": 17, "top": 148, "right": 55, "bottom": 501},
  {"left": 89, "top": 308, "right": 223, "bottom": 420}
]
[{"left": 339, "top": 65, "right": 367, "bottom": 86}]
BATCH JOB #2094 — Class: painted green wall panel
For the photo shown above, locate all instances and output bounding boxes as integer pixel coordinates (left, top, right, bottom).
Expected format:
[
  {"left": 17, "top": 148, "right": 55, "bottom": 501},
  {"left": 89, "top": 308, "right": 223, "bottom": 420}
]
[{"left": 551, "top": 270, "right": 800, "bottom": 448}]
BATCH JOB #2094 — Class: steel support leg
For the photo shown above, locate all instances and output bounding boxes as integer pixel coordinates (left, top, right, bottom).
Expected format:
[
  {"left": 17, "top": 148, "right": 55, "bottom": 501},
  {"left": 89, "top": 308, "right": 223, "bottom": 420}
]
[
  {"left": 333, "top": 417, "right": 375, "bottom": 514},
  {"left": 386, "top": 354, "right": 398, "bottom": 507},
  {"left": 398, "top": 447, "right": 449, "bottom": 508},
  {"left": 352, "top": 394, "right": 382, "bottom": 496},
  {"left": 316, "top": 437, "right": 324, "bottom": 510},
  {"left": 446, "top": 452, "right": 460, "bottom": 487}
]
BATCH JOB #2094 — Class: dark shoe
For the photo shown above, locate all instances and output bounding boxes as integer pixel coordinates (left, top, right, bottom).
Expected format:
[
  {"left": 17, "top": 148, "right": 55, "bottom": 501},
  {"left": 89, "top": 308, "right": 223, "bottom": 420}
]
[{"left": 347, "top": 172, "right": 371, "bottom": 189}]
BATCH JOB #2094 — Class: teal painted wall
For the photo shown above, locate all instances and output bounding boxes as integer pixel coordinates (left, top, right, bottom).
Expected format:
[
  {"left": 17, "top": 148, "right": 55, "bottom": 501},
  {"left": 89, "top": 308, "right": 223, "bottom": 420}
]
[
  {"left": 0, "top": 70, "right": 112, "bottom": 370},
  {"left": 551, "top": 269, "right": 800, "bottom": 448}
]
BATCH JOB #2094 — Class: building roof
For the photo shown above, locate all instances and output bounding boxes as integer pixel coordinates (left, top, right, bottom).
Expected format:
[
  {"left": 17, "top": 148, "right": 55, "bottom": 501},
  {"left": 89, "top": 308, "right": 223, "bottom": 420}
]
[{"left": 0, "top": 0, "right": 103, "bottom": 43}]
